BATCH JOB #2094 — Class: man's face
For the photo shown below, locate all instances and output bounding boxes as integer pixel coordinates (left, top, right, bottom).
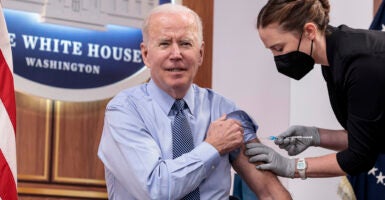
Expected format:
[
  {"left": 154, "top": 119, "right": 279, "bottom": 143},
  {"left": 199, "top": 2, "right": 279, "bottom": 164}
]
[{"left": 141, "top": 12, "right": 204, "bottom": 99}]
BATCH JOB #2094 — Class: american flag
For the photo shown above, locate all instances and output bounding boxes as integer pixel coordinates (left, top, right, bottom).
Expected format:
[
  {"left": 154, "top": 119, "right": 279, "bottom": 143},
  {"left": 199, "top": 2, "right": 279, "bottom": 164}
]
[{"left": 0, "top": 1, "right": 18, "bottom": 200}]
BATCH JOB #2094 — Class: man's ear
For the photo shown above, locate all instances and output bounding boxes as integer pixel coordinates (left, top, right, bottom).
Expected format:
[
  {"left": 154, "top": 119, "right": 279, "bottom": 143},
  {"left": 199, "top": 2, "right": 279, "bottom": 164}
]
[
  {"left": 141, "top": 42, "right": 150, "bottom": 68},
  {"left": 198, "top": 41, "right": 205, "bottom": 65}
]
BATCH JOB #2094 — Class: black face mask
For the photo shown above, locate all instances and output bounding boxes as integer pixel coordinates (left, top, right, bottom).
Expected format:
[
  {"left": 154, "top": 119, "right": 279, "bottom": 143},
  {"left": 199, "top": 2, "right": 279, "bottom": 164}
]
[{"left": 274, "top": 33, "right": 315, "bottom": 80}]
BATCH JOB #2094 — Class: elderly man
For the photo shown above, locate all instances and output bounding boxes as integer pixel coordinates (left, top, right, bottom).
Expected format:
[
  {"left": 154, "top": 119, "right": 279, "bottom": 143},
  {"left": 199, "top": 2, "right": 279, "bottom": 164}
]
[{"left": 98, "top": 3, "right": 291, "bottom": 200}]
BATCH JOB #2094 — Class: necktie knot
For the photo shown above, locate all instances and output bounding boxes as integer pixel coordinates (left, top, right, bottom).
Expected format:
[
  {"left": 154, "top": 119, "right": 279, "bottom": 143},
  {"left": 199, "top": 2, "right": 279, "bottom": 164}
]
[{"left": 173, "top": 99, "right": 185, "bottom": 112}]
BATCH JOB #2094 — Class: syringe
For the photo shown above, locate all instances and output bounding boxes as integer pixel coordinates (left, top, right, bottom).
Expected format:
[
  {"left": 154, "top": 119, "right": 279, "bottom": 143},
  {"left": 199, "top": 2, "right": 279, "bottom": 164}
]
[{"left": 264, "top": 135, "right": 313, "bottom": 141}]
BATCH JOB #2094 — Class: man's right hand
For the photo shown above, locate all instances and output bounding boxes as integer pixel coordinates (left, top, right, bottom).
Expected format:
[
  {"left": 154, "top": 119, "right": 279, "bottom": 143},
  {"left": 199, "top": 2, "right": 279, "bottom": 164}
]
[{"left": 205, "top": 115, "right": 244, "bottom": 155}]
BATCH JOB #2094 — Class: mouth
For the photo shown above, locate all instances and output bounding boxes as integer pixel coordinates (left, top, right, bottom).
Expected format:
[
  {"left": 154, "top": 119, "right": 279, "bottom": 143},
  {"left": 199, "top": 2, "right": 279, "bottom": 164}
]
[{"left": 166, "top": 68, "right": 186, "bottom": 72}]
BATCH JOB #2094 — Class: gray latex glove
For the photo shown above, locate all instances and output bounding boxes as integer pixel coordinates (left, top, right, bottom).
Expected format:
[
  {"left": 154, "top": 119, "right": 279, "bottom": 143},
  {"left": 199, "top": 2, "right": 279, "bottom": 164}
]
[
  {"left": 275, "top": 125, "right": 320, "bottom": 156},
  {"left": 245, "top": 143, "right": 295, "bottom": 178}
]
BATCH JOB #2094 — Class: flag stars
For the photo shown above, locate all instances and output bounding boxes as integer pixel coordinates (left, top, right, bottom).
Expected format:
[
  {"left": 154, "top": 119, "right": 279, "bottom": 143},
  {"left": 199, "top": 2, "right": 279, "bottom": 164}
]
[
  {"left": 368, "top": 166, "right": 385, "bottom": 187},
  {"left": 368, "top": 167, "right": 378, "bottom": 176},
  {"left": 376, "top": 172, "right": 385, "bottom": 185}
]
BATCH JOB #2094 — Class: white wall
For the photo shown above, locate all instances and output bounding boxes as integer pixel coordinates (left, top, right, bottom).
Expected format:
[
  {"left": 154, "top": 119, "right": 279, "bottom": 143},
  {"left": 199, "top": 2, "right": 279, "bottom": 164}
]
[
  {"left": 213, "top": 1, "right": 373, "bottom": 199},
  {"left": 212, "top": 0, "right": 291, "bottom": 152}
]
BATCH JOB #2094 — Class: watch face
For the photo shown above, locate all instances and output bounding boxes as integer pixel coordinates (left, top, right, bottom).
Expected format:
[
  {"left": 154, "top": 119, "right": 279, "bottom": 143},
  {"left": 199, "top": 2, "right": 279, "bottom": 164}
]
[{"left": 298, "top": 162, "right": 306, "bottom": 170}]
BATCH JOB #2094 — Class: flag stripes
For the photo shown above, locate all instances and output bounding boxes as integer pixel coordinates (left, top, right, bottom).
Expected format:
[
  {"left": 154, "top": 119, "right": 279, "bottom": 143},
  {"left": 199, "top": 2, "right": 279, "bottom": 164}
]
[{"left": 0, "top": 3, "right": 18, "bottom": 200}]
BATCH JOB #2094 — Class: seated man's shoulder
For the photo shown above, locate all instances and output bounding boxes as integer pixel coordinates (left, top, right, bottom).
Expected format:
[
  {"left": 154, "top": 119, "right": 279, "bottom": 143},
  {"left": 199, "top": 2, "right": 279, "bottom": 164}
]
[
  {"left": 193, "top": 84, "right": 229, "bottom": 100},
  {"left": 108, "top": 84, "right": 149, "bottom": 108}
]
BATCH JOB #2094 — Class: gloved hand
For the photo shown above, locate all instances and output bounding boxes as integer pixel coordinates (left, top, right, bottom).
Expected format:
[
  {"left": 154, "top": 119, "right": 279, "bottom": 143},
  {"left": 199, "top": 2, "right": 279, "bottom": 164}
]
[
  {"left": 245, "top": 143, "right": 295, "bottom": 178},
  {"left": 275, "top": 125, "right": 320, "bottom": 156}
]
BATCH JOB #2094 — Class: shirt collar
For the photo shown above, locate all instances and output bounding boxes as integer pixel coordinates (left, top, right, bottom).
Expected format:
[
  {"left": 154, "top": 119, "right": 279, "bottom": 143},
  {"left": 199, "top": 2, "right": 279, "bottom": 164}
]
[{"left": 147, "top": 79, "right": 195, "bottom": 116}]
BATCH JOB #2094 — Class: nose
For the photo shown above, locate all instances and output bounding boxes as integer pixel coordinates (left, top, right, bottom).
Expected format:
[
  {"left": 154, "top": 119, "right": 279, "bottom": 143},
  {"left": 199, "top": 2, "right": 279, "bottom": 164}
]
[{"left": 170, "top": 43, "right": 182, "bottom": 59}]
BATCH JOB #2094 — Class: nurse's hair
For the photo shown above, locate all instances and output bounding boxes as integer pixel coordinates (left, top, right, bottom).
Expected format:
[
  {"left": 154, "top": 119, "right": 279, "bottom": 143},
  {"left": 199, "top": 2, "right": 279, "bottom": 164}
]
[
  {"left": 141, "top": 3, "right": 203, "bottom": 45},
  {"left": 257, "top": 0, "right": 330, "bottom": 35}
]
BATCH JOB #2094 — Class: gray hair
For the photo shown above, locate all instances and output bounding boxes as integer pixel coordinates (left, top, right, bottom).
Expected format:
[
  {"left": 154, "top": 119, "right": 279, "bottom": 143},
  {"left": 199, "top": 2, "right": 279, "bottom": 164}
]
[{"left": 141, "top": 3, "right": 203, "bottom": 45}]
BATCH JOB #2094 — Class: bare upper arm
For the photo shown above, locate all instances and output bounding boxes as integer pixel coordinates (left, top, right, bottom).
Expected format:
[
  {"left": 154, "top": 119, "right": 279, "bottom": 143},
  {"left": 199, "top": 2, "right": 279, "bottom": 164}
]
[{"left": 231, "top": 139, "right": 292, "bottom": 200}]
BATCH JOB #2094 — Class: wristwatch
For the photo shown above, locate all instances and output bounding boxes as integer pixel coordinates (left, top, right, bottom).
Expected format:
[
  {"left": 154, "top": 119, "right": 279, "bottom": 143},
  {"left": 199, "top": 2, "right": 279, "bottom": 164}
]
[{"left": 297, "top": 158, "right": 307, "bottom": 180}]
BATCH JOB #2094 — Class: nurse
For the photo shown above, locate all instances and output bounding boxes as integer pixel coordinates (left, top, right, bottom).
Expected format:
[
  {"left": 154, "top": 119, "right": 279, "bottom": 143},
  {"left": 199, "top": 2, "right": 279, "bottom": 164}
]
[{"left": 246, "top": 0, "right": 385, "bottom": 184}]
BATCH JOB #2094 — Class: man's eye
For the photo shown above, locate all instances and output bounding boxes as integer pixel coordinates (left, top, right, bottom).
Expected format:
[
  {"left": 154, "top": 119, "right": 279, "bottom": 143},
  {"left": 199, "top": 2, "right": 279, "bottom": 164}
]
[
  {"left": 180, "top": 42, "right": 192, "bottom": 47},
  {"left": 159, "top": 42, "right": 169, "bottom": 47}
]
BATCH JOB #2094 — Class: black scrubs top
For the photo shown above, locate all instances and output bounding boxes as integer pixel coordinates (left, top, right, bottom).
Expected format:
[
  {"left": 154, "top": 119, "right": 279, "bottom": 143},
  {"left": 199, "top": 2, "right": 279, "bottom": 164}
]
[{"left": 322, "top": 25, "right": 385, "bottom": 175}]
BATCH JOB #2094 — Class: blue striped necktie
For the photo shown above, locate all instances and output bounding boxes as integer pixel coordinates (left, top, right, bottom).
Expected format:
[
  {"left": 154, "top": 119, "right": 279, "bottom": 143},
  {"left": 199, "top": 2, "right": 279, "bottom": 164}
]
[{"left": 172, "top": 99, "right": 200, "bottom": 200}]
